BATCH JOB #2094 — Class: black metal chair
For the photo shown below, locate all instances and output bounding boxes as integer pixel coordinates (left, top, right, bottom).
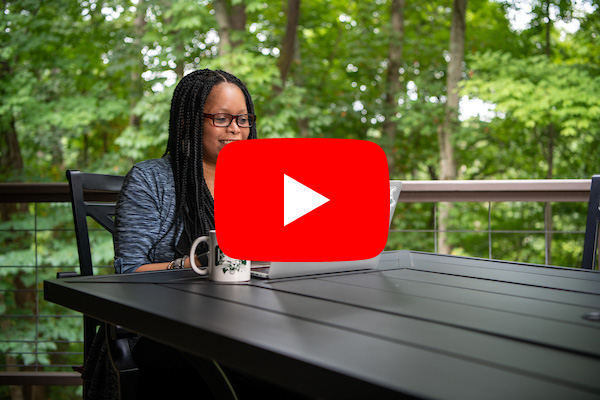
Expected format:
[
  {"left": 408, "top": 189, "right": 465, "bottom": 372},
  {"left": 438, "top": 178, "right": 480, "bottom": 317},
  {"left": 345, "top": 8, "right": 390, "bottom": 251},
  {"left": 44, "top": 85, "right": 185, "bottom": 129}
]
[
  {"left": 65, "top": 169, "right": 237, "bottom": 400},
  {"left": 582, "top": 174, "right": 600, "bottom": 270},
  {"left": 65, "top": 169, "right": 138, "bottom": 399}
]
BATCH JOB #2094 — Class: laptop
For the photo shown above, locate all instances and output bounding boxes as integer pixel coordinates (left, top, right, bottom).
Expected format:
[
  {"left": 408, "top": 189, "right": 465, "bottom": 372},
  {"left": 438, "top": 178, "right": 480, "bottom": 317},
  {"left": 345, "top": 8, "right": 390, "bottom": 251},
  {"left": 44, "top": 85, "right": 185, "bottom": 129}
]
[{"left": 251, "top": 181, "right": 402, "bottom": 279}]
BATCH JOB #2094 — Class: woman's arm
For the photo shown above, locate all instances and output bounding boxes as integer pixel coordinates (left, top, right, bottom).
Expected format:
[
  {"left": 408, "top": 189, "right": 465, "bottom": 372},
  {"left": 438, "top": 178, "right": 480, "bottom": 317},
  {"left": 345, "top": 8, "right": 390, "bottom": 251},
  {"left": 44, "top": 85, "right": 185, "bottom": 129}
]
[{"left": 135, "top": 255, "right": 200, "bottom": 272}]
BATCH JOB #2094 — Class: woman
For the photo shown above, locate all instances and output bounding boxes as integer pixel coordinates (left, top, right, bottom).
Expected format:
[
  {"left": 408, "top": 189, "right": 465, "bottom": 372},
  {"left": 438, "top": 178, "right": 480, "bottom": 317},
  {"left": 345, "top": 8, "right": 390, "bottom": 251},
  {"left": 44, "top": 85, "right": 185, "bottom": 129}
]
[
  {"left": 113, "top": 69, "right": 306, "bottom": 399},
  {"left": 83, "top": 70, "right": 284, "bottom": 399}
]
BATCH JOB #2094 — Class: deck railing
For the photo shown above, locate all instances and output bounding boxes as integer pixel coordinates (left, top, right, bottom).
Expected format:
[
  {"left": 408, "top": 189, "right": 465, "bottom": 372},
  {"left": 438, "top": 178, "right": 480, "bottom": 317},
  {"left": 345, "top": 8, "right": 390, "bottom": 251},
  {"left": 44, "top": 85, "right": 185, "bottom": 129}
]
[{"left": 0, "top": 179, "right": 594, "bottom": 391}]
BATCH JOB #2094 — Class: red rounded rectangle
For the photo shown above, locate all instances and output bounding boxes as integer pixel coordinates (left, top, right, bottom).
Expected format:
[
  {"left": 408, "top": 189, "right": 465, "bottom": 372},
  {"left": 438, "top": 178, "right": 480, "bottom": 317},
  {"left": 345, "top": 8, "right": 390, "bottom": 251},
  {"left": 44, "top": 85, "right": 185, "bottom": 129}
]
[{"left": 215, "top": 138, "right": 390, "bottom": 262}]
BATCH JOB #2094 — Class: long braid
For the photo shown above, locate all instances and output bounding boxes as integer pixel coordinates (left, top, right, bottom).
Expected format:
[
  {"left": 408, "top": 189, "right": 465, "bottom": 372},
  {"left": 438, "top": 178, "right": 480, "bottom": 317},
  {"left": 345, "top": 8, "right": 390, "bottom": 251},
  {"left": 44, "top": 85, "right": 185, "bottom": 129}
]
[{"left": 163, "top": 69, "right": 257, "bottom": 257}]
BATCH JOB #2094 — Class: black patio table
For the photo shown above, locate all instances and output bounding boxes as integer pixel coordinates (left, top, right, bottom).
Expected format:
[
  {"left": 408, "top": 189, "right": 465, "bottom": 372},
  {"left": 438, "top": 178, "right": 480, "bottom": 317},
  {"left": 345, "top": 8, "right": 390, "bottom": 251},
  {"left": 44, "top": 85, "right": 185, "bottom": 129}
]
[{"left": 44, "top": 250, "right": 600, "bottom": 399}]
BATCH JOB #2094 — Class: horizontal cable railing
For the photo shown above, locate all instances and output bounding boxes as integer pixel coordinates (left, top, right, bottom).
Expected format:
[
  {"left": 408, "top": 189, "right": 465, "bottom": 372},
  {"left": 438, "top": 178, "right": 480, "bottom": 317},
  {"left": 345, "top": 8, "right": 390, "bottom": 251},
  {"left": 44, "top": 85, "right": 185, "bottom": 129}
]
[
  {"left": 396, "top": 179, "right": 591, "bottom": 264},
  {"left": 0, "top": 179, "right": 592, "bottom": 203},
  {"left": 0, "top": 179, "right": 594, "bottom": 390}
]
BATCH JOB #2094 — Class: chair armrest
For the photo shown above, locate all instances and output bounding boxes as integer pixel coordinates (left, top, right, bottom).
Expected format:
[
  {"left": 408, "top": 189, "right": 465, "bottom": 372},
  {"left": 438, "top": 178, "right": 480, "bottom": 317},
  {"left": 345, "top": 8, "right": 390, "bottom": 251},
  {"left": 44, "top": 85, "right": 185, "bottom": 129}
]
[{"left": 56, "top": 271, "right": 79, "bottom": 279}]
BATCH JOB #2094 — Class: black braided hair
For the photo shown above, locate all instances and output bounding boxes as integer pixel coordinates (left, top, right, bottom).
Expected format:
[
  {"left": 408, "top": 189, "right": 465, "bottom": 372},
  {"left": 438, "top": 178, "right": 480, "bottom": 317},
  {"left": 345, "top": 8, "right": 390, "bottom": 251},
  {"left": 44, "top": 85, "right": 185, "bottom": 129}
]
[{"left": 164, "top": 69, "right": 257, "bottom": 257}]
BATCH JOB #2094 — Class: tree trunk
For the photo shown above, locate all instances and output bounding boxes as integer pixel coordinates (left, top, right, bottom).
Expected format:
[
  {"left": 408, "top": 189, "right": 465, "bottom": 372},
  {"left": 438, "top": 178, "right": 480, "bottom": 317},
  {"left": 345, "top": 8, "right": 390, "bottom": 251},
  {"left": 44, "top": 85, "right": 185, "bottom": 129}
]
[
  {"left": 0, "top": 115, "right": 23, "bottom": 176},
  {"left": 129, "top": 4, "right": 145, "bottom": 131},
  {"left": 544, "top": 0, "right": 552, "bottom": 58},
  {"left": 230, "top": 3, "right": 247, "bottom": 35},
  {"left": 161, "top": 0, "right": 185, "bottom": 79},
  {"left": 382, "top": 0, "right": 405, "bottom": 176},
  {"left": 174, "top": 48, "right": 185, "bottom": 80},
  {"left": 0, "top": 57, "right": 23, "bottom": 178},
  {"left": 543, "top": 0, "right": 553, "bottom": 264},
  {"left": 276, "top": 0, "right": 305, "bottom": 135},
  {"left": 278, "top": 0, "right": 301, "bottom": 84},
  {"left": 214, "top": 0, "right": 247, "bottom": 55},
  {"left": 0, "top": 60, "right": 26, "bottom": 218},
  {"left": 437, "top": 0, "right": 467, "bottom": 254},
  {"left": 213, "top": 0, "right": 232, "bottom": 53}
]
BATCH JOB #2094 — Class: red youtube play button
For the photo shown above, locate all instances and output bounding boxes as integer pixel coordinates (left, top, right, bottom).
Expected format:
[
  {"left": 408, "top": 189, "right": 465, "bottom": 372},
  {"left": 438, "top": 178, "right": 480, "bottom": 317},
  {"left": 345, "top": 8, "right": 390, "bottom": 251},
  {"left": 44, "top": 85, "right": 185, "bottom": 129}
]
[{"left": 215, "top": 138, "right": 390, "bottom": 262}]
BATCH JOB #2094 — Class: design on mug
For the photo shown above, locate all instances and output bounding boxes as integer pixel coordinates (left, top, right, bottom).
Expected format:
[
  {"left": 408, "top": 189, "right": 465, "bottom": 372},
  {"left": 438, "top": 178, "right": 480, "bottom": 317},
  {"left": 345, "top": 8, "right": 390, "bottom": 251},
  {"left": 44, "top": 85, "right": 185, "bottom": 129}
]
[{"left": 218, "top": 254, "right": 248, "bottom": 275}]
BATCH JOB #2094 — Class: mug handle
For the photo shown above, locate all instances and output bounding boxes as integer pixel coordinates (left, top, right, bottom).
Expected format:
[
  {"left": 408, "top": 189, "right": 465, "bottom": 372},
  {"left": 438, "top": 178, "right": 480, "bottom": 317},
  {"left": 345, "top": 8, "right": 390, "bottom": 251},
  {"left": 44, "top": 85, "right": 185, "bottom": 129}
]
[{"left": 189, "top": 236, "right": 209, "bottom": 275}]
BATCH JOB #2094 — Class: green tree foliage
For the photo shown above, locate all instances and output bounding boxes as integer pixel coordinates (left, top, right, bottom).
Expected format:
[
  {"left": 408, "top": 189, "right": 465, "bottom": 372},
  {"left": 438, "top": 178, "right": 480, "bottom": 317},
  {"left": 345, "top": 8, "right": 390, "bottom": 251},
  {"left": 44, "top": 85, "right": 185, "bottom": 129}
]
[
  {"left": 463, "top": 51, "right": 600, "bottom": 178},
  {"left": 1, "top": 0, "right": 134, "bottom": 181}
]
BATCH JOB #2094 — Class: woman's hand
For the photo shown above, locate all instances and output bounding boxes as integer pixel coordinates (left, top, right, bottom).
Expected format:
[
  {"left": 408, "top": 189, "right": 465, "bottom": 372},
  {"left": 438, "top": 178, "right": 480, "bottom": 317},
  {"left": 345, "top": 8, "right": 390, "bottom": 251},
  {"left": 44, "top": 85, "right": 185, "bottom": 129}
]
[{"left": 184, "top": 255, "right": 201, "bottom": 269}]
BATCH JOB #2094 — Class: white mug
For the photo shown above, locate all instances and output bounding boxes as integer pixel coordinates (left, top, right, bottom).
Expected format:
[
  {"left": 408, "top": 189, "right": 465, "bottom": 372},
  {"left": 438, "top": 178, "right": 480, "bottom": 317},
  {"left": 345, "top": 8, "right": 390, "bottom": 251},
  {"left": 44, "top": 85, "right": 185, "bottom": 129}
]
[{"left": 189, "top": 230, "right": 251, "bottom": 282}]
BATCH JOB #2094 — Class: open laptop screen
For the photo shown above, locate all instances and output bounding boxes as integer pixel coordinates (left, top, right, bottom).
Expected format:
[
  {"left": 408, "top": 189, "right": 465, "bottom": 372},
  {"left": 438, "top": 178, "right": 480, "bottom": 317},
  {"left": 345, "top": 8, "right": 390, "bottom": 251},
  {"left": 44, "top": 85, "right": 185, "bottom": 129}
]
[{"left": 251, "top": 181, "right": 402, "bottom": 279}]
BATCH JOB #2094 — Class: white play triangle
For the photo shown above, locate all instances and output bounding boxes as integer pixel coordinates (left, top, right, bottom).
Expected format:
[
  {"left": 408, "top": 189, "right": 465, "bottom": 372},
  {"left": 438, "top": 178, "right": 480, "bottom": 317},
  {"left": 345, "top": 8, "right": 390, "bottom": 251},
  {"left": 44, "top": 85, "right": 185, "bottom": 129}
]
[{"left": 284, "top": 174, "right": 330, "bottom": 226}]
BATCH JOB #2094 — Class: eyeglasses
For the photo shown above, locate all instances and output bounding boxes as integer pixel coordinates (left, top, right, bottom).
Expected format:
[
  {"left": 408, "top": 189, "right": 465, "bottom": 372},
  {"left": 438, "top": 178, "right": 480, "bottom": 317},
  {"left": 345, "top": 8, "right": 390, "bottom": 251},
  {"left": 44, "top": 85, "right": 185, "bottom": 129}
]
[{"left": 203, "top": 113, "right": 256, "bottom": 128}]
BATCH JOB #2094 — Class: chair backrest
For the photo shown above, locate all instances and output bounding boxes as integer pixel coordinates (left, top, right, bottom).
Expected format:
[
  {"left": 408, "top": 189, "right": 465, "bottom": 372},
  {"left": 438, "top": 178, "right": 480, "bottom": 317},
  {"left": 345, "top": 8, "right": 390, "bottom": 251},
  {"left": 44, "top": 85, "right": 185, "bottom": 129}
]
[
  {"left": 66, "top": 170, "right": 141, "bottom": 398},
  {"left": 582, "top": 174, "right": 600, "bottom": 270},
  {"left": 67, "top": 170, "right": 124, "bottom": 276},
  {"left": 66, "top": 169, "right": 234, "bottom": 400}
]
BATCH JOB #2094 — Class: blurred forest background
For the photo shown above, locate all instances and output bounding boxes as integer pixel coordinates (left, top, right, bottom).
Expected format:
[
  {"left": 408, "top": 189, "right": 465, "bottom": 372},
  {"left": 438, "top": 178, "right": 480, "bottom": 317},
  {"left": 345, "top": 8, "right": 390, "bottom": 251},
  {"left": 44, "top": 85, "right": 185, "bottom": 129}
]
[{"left": 1, "top": 0, "right": 599, "bottom": 398}]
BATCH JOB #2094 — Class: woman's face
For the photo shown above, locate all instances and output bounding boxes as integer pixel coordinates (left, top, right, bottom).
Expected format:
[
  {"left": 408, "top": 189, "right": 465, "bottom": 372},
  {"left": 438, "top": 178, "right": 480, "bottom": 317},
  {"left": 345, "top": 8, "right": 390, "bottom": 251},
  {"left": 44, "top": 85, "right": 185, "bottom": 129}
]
[{"left": 202, "top": 83, "right": 250, "bottom": 166}]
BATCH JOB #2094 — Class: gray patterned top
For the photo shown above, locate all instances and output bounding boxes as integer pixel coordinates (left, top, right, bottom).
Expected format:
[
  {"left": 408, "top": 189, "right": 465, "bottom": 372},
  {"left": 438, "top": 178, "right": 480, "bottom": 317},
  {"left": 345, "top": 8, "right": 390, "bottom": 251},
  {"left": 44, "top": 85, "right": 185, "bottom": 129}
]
[{"left": 113, "top": 157, "right": 182, "bottom": 274}]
